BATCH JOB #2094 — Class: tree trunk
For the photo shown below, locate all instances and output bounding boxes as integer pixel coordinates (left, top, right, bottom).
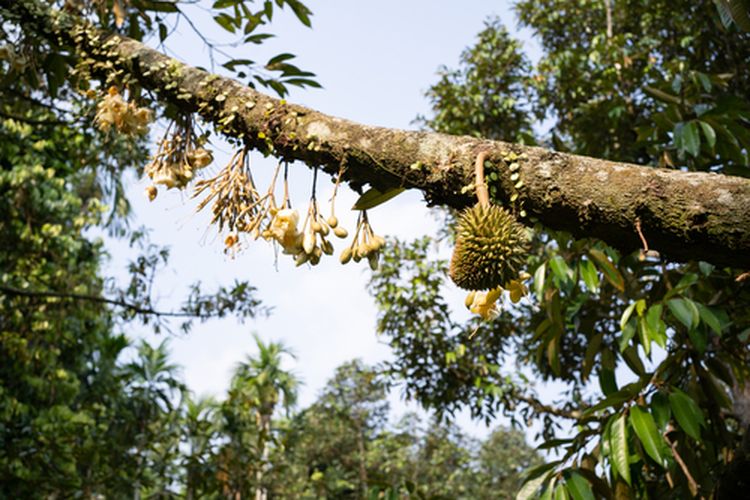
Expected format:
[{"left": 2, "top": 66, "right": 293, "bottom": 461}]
[
  {"left": 355, "top": 420, "right": 368, "bottom": 499},
  {"left": 4, "top": 0, "right": 750, "bottom": 268},
  {"left": 255, "top": 412, "right": 271, "bottom": 500}
]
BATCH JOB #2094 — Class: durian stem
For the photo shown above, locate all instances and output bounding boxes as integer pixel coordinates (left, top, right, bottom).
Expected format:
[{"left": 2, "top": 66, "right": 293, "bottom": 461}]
[{"left": 475, "top": 151, "right": 490, "bottom": 207}]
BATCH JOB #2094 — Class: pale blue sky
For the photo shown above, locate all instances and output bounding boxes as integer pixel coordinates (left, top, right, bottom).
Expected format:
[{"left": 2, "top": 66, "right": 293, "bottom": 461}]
[{"left": 106, "top": 0, "right": 564, "bottom": 440}]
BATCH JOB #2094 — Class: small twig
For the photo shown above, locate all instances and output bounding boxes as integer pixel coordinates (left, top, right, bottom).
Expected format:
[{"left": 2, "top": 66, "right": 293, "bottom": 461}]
[
  {"left": 636, "top": 218, "right": 660, "bottom": 260},
  {"left": 635, "top": 218, "right": 649, "bottom": 252},
  {"left": 0, "top": 284, "right": 200, "bottom": 319},
  {"left": 282, "top": 162, "right": 291, "bottom": 208},
  {"left": 664, "top": 431, "right": 700, "bottom": 496},
  {"left": 310, "top": 165, "right": 318, "bottom": 201},
  {"left": 516, "top": 393, "right": 583, "bottom": 420},
  {"left": 474, "top": 150, "right": 490, "bottom": 207},
  {"left": 468, "top": 325, "right": 480, "bottom": 340}
]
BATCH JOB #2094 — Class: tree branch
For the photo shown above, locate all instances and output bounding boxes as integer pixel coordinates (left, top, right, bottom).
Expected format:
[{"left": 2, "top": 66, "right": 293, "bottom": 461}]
[
  {"left": 516, "top": 393, "right": 583, "bottom": 420},
  {"left": 0, "top": 284, "right": 202, "bottom": 319},
  {"left": 4, "top": 0, "right": 750, "bottom": 268}
]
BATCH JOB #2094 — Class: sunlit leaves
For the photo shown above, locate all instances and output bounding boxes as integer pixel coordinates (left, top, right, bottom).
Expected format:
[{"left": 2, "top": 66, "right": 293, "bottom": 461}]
[
  {"left": 674, "top": 121, "right": 701, "bottom": 158},
  {"left": 564, "top": 471, "right": 595, "bottom": 500},
  {"left": 209, "top": 0, "right": 319, "bottom": 97},
  {"left": 666, "top": 298, "right": 700, "bottom": 330},
  {"left": 588, "top": 249, "right": 624, "bottom": 292},
  {"left": 609, "top": 414, "right": 631, "bottom": 485},
  {"left": 352, "top": 186, "right": 406, "bottom": 210},
  {"left": 516, "top": 462, "right": 559, "bottom": 500},
  {"left": 578, "top": 259, "right": 599, "bottom": 294},
  {"left": 629, "top": 406, "right": 666, "bottom": 466},
  {"left": 549, "top": 255, "right": 575, "bottom": 288},
  {"left": 668, "top": 389, "right": 704, "bottom": 441}
]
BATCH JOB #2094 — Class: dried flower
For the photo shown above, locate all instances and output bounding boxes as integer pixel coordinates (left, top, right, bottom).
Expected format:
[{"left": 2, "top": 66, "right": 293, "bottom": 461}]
[
  {"left": 95, "top": 87, "right": 151, "bottom": 135},
  {"left": 145, "top": 185, "right": 158, "bottom": 201},
  {"left": 146, "top": 116, "right": 213, "bottom": 191},
  {"left": 466, "top": 288, "right": 502, "bottom": 320}
]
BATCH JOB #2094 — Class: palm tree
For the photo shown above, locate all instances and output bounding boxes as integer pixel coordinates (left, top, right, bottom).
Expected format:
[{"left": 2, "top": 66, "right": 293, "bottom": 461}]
[
  {"left": 224, "top": 334, "right": 299, "bottom": 500},
  {"left": 122, "top": 339, "right": 186, "bottom": 499}
]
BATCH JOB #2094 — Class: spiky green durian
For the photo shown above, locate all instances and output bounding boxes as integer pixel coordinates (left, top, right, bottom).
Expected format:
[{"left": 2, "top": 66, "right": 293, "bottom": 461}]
[{"left": 449, "top": 203, "right": 529, "bottom": 291}]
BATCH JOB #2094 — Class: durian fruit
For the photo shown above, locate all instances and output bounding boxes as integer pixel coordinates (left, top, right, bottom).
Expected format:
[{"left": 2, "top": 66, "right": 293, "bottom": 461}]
[
  {"left": 449, "top": 203, "right": 528, "bottom": 290},
  {"left": 449, "top": 151, "right": 529, "bottom": 291}
]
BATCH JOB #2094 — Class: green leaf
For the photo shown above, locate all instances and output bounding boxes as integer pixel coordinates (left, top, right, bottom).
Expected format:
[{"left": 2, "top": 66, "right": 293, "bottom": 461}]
[
  {"left": 565, "top": 471, "right": 595, "bottom": 500},
  {"left": 288, "top": 0, "right": 313, "bottom": 27},
  {"left": 579, "top": 259, "right": 599, "bottom": 293},
  {"left": 158, "top": 22, "right": 168, "bottom": 42},
  {"left": 687, "top": 327, "right": 708, "bottom": 353},
  {"left": 516, "top": 463, "right": 558, "bottom": 500},
  {"left": 667, "top": 298, "right": 699, "bottom": 330},
  {"left": 680, "top": 121, "right": 701, "bottom": 157},
  {"left": 549, "top": 255, "right": 574, "bottom": 285},
  {"left": 618, "top": 318, "right": 637, "bottom": 353},
  {"left": 585, "top": 388, "right": 634, "bottom": 415},
  {"left": 282, "top": 77, "right": 322, "bottom": 88},
  {"left": 214, "top": 13, "right": 236, "bottom": 32},
  {"left": 645, "top": 304, "right": 667, "bottom": 348},
  {"left": 537, "top": 438, "right": 574, "bottom": 450},
  {"left": 582, "top": 333, "right": 603, "bottom": 381},
  {"left": 588, "top": 249, "right": 624, "bottom": 292},
  {"left": 142, "top": 0, "right": 180, "bottom": 12},
  {"left": 629, "top": 406, "right": 666, "bottom": 466},
  {"left": 610, "top": 414, "right": 631, "bottom": 485},
  {"left": 651, "top": 392, "right": 671, "bottom": 431},
  {"left": 620, "top": 302, "right": 638, "bottom": 331},
  {"left": 637, "top": 317, "right": 651, "bottom": 356},
  {"left": 621, "top": 346, "right": 646, "bottom": 376},
  {"left": 697, "top": 304, "right": 723, "bottom": 335},
  {"left": 553, "top": 485, "right": 570, "bottom": 500},
  {"left": 669, "top": 389, "right": 704, "bottom": 440},
  {"left": 643, "top": 85, "right": 681, "bottom": 105},
  {"left": 723, "top": 0, "right": 750, "bottom": 30},
  {"left": 266, "top": 52, "right": 297, "bottom": 67},
  {"left": 699, "top": 121, "right": 717, "bottom": 149},
  {"left": 547, "top": 335, "right": 561, "bottom": 376},
  {"left": 213, "top": 0, "right": 240, "bottom": 8},
  {"left": 245, "top": 33, "right": 275, "bottom": 44},
  {"left": 352, "top": 186, "right": 406, "bottom": 210},
  {"left": 534, "top": 262, "right": 546, "bottom": 301},
  {"left": 698, "top": 261, "right": 715, "bottom": 276},
  {"left": 598, "top": 368, "right": 618, "bottom": 397},
  {"left": 716, "top": 0, "right": 735, "bottom": 27}
]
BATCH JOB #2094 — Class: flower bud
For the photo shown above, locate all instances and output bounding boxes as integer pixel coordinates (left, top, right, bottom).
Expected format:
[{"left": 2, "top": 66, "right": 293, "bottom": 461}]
[
  {"left": 340, "top": 247, "right": 353, "bottom": 264},
  {"left": 145, "top": 185, "right": 158, "bottom": 201}
]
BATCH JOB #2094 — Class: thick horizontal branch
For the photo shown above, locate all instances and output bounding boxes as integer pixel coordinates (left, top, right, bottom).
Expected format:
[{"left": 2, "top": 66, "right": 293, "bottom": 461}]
[{"left": 5, "top": 0, "right": 750, "bottom": 268}]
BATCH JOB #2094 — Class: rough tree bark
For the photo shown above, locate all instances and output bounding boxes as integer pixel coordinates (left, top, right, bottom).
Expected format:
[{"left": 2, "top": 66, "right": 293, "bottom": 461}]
[{"left": 4, "top": 0, "right": 750, "bottom": 268}]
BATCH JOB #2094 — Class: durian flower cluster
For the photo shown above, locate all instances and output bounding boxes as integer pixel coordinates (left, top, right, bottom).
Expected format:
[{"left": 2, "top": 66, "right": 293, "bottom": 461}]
[
  {"left": 95, "top": 86, "right": 152, "bottom": 135},
  {"left": 261, "top": 200, "right": 349, "bottom": 266},
  {"left": 145, "top": 117, "right": 213, "bottom": 197},
  {"left": 192, "top": 148, "right": 258, "bottom": 235},
  {"left": 339, "top": 211, "right": 385, "bottom": 270},
  {"left": 465, "top": 272, "right": 530, "bottom": 320}
]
